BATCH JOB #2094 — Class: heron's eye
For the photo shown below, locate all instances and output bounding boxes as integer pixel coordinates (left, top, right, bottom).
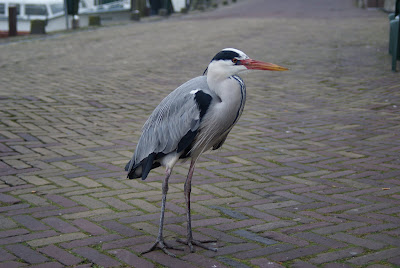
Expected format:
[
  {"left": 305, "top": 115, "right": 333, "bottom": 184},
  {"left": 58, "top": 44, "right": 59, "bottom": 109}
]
[{"left": 232, "top": 58, "right": 238, "bottom": 64}]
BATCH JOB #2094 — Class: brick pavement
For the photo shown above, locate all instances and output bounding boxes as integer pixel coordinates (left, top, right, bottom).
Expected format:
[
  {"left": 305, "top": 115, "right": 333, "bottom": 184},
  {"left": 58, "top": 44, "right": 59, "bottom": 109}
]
[{"left": 0, "top": 0, "right": 399, "bottom": 267}]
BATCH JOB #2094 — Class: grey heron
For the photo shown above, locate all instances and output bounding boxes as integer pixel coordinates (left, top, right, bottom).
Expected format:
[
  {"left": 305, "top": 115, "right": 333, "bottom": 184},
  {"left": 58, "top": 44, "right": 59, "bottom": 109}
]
[{"left": 125, "top": 48, "right": 288, "bottom": 257}]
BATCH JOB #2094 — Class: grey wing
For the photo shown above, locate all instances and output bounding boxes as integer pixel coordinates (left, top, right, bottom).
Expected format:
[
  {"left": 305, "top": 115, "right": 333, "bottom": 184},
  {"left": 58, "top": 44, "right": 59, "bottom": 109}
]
[{"left": 126, "top": 76, "right": 211, "bottom": 176}]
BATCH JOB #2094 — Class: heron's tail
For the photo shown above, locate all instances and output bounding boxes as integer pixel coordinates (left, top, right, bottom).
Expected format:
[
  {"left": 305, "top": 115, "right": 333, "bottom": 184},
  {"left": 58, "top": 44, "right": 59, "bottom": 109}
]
[
  {"left": 125, "top": 153, "right": 161, "bottom": 180},
  {"left": 125, "top": 160, "right": 141, "bottom": 180}
]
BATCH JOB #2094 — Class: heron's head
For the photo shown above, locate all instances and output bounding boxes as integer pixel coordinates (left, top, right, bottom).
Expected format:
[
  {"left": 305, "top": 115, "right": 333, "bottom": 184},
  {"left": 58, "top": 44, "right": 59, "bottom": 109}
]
[{"left": 205, "top": 48, "right": 288, "bottom": 78}]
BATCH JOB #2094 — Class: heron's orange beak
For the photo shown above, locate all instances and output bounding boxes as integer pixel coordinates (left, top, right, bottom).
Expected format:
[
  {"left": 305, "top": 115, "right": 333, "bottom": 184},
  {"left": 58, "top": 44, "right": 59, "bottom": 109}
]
[{"left": 241, "top": 59, "right": 289, "bottom": 71}]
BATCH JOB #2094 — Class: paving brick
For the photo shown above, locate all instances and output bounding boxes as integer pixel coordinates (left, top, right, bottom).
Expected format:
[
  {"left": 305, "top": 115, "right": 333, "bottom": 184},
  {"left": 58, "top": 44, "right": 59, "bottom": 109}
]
[
  {"left": 0, "top": 230, "right": 58, "bottom": 245},
  {"left": 128, "top": 198, "right": 160, "bottom": 213},
  {"left": 101, "top": 220, "right": 143, "bottom": 237},
  {"left": 254, "top": 200, "right": 300, "bottom": 211},
  {"left": 329, "top": 232, "right": 386, "bottom": 250},
  {"left": 6, "top": 205, "right": 58, "bottom": 216},
  {"left": 268, "top": 245, "right": 329, "bottom": 262},
  {"left": 182, "top": 253, "right": 229, "bottom": 268},
  {"left": 250, "top": 258, "right": 284, "bottom": 268},
  {"left": 41, "top": 217, "right": 79, "bottom": 233},
  {"left": 235, "top": 244, "right": 296, "bottom": 260},
  {"left": 280, "top": 221, "right": 334, "bottom": 234},
  {"left": 262, "top": 231, "right": 309, "bottom": 246},
  {"left": 60, "top": 234, "right": 122, "bottom": 249},
  {"left": 5, "top": 244, "right": 48, "bottom": 264},
  {"left": 291, "top": 260, "right": 318, "bottom": 268},
  {"left": 0, "top": 248, "right": 17, "bottom": 262},
  {"left": 13, "top": 215, "right": 49, "bottom": 231},
  {"left": 323, "top": 264, "right": 353, "bottom": 268},
  {"left": 108, "top": 249, "right": 154, "bottom": 268},
  {"left": 248, "top": 220, "right": 298, "bottom": 232},
  {"left": 347, "top": 248, "right": 400, "bottom": 265},
  {"left": 27, "top": 232, "right": 88, "bottom": 247},
  {"left": 70, "top": 195, "right": 108, "bottom": 209},
  {"left": 71, "top": 218, "right": 108, "bottom": 235},
  {"left": 143, "top": 251, "right": 192, "bottom": 268},
  {"left": 0, "top": 228, "right": 29, "bottom": 238},
  {"left": 313, "top": 222, "right": 366, "bottom": 235},
  {"left": 45, "top": 194, "right": 78, "bottom": 207},
  {"left": 209, "top": 205, "right": 248, "bottom": 220},
  {"left": 204, "top": 242, "right": 261, "bottom": 257},
  {"left": 62, "top": 208, "right": 113, "bottom": 219},
  {"left": 71, "top": 177, "right": 102, "bottom": 188},
  {"left": 216, "top": 256, "right": 251, "bottom": 268},
  {"left": 309, "top": 247, "right": 364, "bottom": 264},
  {"left": 0, "top": 261, "right": 28, "bottom": 268},
  {"left": 101, "top": 236, "right": 154, "bottom": 250},
  {"left": 364, "top": 234, "right": 400, "bottom": 247},
  {"left": 295, "top": 232, "right": 348, "bottom": 249},
  {"left": 37, "top": 245, "right": 82, "bottom": 266},
  {"left": 233, "top": 229, "right": 277, "bottom": 245},
  {"left": 72, "top": 247, "right": 121, "bottom": 267},
  {"left": 197, "top": 227, "right": 245, "bottom": 243},
  {"left": 215, "top": 219, "right": 265, "bottom": 231},
  {"left": 32, "top": 206, "right": 89, "bottom": 218},
  {"left": 99, "top": 197, "right": 134, "bottom": 211},
  {"left": 28, "top": 262, "right": 64, "bottom": 268},
  {"left": 0, "top": 193, "right": 20, "bottom": 204}
]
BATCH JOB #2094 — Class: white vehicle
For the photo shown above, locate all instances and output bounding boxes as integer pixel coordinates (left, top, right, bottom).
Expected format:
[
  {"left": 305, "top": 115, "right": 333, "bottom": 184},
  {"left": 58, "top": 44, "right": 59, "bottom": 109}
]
[
  {"left": 0, "top": 0, "right": 131, "bottom": 34},
  {"left": 0, "top": 0, "right": 69, "bottom": 33}
]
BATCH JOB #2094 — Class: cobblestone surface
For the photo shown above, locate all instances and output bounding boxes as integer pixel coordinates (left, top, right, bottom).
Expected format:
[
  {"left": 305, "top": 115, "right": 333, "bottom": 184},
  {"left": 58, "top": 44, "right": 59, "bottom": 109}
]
[{"left": 0, "top": 0, "right": 399, "bottom": 266}]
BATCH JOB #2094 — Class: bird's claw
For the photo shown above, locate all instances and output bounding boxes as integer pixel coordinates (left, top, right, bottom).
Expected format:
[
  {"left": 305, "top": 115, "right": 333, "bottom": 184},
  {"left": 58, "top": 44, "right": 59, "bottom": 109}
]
[
  {"left": 141, "top": 239, "right": 183, "bottom": 257},
  {"left": 177, "top": 238, "right": 218, "bottom": 253}
]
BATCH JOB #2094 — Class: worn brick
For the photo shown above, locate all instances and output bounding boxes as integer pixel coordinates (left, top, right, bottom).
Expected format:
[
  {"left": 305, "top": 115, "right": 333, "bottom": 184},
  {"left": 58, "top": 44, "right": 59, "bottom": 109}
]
[
  {"left": 101, "top": 220, "right": 143, "bottom": 237},
  {"left": 62, "top": 208, "right": 113, "bottom": 219},
  {"left": 0, "top": 248, "right": 16, "bottom": 262},
  {"left": 204, "top": 243, "right": 260, "bottom": 257},
  {"left": 295, "top": 232, "right": 348, "bottom": 249},
  {"left": 0, "top": 228, "right": 29, "bottom": 238},
  {"left": 37, "top": 245, "right": 81, "bottom": 266},
  {"left": 27, "top": 232, "right": 87, "bottom": 247},
  {"left": 268, "top": 245, "right": 329, "bottom": 262},
  {"left": 11, "top": 215, "right": 49, "bottom": 231},
  {"left": 72, "top": 218, "right": 108, "bottom": 235},
  {"left": 60, "top": 234, "right": 122, "bottom": 249},
  {"left": 235, "top": 244, "right": 296, "bottom": 260},
  {"left": 262, "top": 231, "right": 309, "bottom": 246},
  {"left": 348, "top": 248, "right": 400, "bottom": 265},
  {"left": 313, "top": 222, "right": 366, "bottom": 234},
  {"left": 5, "top": 244, "right": 48, "bottom": 264},
  {"left": 248, "top": 220, "right": 297, "bottom": 232},
  {"left": 41, "top": 217, "right": 79, "bottom": 233},
  {"left": 0, "top": 193, "right": 20, "bottom": 204},
  {"left": 45, "top": 195, "right": 78, "bottom": 207},
  {"left": 309, "top": 247, "right": 364, "bottom": 264},
  {"left": 109, "top": 249, "right": 154, "bottom": 268},
  {"left": 250, "top": 258, "right": 284, "bottom": 268},
  {"left": 329, "top": 232, "right": 385, "bottom": 250},
  {"left": 72, "top": 247, "right": 121, "bottom": 267}
]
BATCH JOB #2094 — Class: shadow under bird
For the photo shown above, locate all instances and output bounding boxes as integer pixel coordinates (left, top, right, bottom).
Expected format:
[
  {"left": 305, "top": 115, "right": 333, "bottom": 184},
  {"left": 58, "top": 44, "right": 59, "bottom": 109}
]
[{"left": 125, "top": 48, "right": 288, "bottom": 257}]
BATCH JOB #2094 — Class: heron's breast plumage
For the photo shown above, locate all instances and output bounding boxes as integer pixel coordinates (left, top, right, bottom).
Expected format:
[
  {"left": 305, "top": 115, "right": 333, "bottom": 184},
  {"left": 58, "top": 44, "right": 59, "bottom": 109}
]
[{"left": 191, "top": 75, "right": 246, "bottom": 156}]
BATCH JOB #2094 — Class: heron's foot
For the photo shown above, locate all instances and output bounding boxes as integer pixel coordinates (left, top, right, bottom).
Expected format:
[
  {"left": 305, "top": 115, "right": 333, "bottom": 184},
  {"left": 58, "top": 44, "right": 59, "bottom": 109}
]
[
  {"left": 177, "top": 238, "right": 218, "bottom": 253},
  {"left": 141, "top": 238, "right": 183, "bottom": 257}
]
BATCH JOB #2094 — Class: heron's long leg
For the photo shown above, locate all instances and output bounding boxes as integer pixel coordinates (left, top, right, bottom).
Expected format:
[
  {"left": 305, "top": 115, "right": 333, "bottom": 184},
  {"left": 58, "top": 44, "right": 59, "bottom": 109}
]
[
  {"left": 141, "top": 168, "right": 182, "bottom": 257},
  {"left": 177, "top": 159, "right": 217, "bottom": 252}
]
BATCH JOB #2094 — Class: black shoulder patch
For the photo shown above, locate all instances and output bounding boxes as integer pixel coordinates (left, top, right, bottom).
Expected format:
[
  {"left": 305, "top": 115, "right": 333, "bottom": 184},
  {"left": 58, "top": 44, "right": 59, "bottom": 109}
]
[
  {"left": 212, "top": 50, "right": 240, "bottom": 61},
  {"left": 177, "top": 130, "right": 197, "bottom": 154},
  {"left": 194, "top": 90, "right": 212, "bottom": 119}
]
